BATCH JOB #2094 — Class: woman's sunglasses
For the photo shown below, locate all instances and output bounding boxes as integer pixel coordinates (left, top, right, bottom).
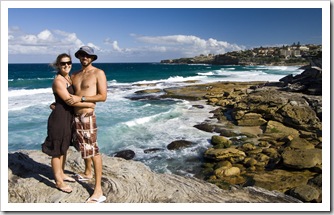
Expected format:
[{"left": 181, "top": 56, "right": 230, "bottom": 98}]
[{"left": 60, "top": 61, "right": 72, "bottom": 66}]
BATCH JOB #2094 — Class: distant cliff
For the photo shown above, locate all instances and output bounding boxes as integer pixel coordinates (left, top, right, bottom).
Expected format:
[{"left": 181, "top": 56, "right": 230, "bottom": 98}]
[
  {"left": 161, "top": 54, "right": 239, "bottom": 65},
  {"left": 161, "top": 45, "right": 321, "bottom": 66}
]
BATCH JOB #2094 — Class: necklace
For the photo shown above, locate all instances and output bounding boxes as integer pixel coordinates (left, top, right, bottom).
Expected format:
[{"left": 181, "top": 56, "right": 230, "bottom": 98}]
[{"left": 58, "top": 73, "right": 72, "bottom": 85}]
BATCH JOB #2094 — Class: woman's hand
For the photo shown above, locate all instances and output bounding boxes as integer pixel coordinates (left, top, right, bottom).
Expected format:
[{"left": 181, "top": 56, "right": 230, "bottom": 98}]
[
  {"left": 88, "top": 103, "right": 96, "bottom": 108},
  {"left": 50, "top": 102, "right": 56, "bottom": 110}
]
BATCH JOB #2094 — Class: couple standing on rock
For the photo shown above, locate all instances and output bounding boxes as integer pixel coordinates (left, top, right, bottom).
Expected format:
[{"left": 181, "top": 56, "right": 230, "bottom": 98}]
[{"left": 41, "top": 46, "right": 108, "bottom": 203}]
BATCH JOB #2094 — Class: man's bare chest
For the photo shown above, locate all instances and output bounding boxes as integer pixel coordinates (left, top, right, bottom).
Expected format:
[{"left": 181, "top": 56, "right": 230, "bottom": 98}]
[{"left": 72, "top": 72, "right": 97, "bottom": 92}]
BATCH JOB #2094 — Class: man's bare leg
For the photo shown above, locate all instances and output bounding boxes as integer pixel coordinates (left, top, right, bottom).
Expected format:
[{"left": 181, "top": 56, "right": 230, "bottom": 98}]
[
  {"left": 84, "top": 157, "right": 93, "bottom": 178},
  {"left": 86, "top": 154, "right": 103, "bottom": 202},
  {"left": 76, "top": 158, "right": 93, "bottom": 180}
]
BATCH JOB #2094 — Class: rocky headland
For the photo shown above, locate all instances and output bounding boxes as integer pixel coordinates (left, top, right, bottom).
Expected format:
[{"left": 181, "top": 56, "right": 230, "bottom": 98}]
[
  {"left": 160, "top": 64, "right": 323, "bottom": 203},
  {"left": 8, "top": 63, "right": 322, "bottom": 204},
  {"left": 160, "top": 44, "right": 321, "bottom": 66},
  {"left": 130, "top": 62, "right": 322, "bottom": 203}
]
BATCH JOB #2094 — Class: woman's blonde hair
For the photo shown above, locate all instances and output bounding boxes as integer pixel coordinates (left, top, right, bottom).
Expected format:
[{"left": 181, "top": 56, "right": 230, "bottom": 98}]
[{"left": 50, "top": 53, "right": 72, "bottom": 72}]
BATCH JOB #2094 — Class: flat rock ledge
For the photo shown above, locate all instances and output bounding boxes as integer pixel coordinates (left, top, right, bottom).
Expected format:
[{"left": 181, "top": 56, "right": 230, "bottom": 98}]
[{"left": 8, "top": 149, "right": 301, "bottom": 203}]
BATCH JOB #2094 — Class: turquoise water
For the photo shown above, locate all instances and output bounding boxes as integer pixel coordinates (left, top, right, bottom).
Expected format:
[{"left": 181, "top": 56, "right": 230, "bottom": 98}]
[{"left": 7, "top": 63, "right": 303, "bottom": 176}]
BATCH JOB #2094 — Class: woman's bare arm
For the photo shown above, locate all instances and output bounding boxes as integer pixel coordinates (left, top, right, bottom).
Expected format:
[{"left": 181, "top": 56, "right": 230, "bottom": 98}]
[{"left": 52, "top": 79, "right": 95, "bottom": 108}]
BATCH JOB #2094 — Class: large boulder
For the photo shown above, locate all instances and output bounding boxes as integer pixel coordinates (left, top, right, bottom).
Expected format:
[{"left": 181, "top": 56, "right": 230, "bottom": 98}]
[
  {"left": 167, "top": 140, "right": 193, "bottom": 150},
  {"left": 281, "top": 148, "right": 322, "bottom": 169},
  {"left": 211, "top": 135, "right": 232, "bottom": 148},
  {"left": 204, "top": 148, "right": 246, "bottom": 162},
  {"left": 279, "top": 67, "right": 322, "bottom": 95},
  {"left": 289, "top": 184, "right": 320, "bottom": 202},
  {"left": 278, "top": 102, "right": 322, "bottom": 132},
  {"left": 235, "top": 112, "right": 267, "bottom": 126},
  {"left": 245, "top": 169, "right": 316, "bottom": 193},
  {"left": 263, "top": 120, "right": 300, "bottom": 140}
]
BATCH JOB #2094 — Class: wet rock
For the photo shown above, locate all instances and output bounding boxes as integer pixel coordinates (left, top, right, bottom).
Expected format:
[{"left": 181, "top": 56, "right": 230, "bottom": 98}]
[
  {"left": 192, "top": 104, "right": 205, "bottom": 109},
  {"left": 194, "top": 123, "right": 216, "bottom": 132},
  {"left": 235, "top": 112, "right": 267, "bottom": 126},
  {"left": 113, "top": 149, "right": 135, "bottom": 160},
  {"left": 204, "top": 148, "right": 246, "bottom": 162},
  {"left": 240, "top": 143, "right": 256, "bottom": 151},
  {"left": 287, "top": 137, "right": 315, "bottom": 149},
  {"left": 281, "top": 148, "right": 322, "bottom": 169},
  {"left": 211, "top": 135, "right": 232, "bottom": 148},
  {"left": 289, "top": 184, "right": 320, "bottom": 202},
  {"left": 280, "top": 67, "right": 322, "bottom": 95},
  {"left": 134, "top": 89, "right": 162, "bottom": 94},
  {"left": 215, "top": 127, "right": 239, "bottom": 137},
  {"left": 264, "top": 120, "right": 300, "bottom": 140},
  {"left": 245, "top": 169, "right": 316, "bottom": 193},
  {"left": 167, "top": 140, "right": 193, "bottom": 150},
  {"left": 308, "top": 174, "right": 322, "bottom": 188},
  {"left": 243, "top": 157, "right": 258, "bottom": 167},
  {"left": 278, "top": 102, "right": 321, "bottom": 132},
  {"left": 144, "top": 148, "right": 165, "bottom": 154},
  {"left": 215, "top": 166, "right": 241, "bottom": 177}
]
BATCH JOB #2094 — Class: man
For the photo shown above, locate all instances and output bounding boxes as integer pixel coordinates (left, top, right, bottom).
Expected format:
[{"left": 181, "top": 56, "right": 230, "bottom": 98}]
[{"left": 68, "top": 46, "right": 107, "bottom": 203}]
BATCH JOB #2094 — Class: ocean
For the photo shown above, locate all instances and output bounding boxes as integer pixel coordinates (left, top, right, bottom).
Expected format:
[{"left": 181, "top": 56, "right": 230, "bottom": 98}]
[{"left": 7, "top": 63, "right": 304, "bottom": 177}]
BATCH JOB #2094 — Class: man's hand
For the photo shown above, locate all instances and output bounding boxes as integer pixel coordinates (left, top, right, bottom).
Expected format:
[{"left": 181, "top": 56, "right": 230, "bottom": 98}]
[
  {"left": 65, "top": 95, "right": 75, "bottom": 105},
  {"left": 65, "top": 95, "right": 81, "bottom": 105}
]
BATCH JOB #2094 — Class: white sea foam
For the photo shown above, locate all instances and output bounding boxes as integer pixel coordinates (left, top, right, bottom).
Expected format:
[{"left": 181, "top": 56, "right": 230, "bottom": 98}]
[
  {"left": 197, "top": 71, "right": 214, "bottom": 76},
  {"left": 9, "top": 104, "right": 32, "bottom": 111},
  {"left": 131, "top": 75, "right": 206, "bottom": 86},
  {"left": 8, "top": 88, "right": 52, "bottom": 97},
  {"left": 14, "top": 77, "right": 54, "bottom": 81},
  {"left": 8, "top": 88, "right": 54, "bottom": 112},
  {"left": 123, "top": 115, "right": 156, "bottom": 127},
  {"left": 258, "top": 65, "right": 300, "bottom": 71},
  {"left": 108, "top": 65, "right": 302, "bottom": 91}
]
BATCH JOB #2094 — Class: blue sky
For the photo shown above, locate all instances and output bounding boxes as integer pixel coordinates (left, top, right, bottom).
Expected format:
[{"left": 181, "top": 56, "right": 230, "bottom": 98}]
[{"left": 5, "top": 1, "right": 325, "bottom": 63}]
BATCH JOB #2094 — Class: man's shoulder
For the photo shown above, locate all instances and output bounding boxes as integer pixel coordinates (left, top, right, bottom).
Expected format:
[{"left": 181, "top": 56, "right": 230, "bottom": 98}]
[
  {"left": 94, "top": 67, "right": 106, "bottom": 75},
  {"left": 93, "top": 66, "right": 104, "bottom": 72}
]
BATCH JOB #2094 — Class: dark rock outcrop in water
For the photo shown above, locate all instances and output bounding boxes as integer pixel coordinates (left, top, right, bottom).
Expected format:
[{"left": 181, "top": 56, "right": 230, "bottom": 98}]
[
  {"left": 8, "top": 149, "right": 301, "bottom": 203},
  {"left": 280, "top": 66, "right": 322, "bottom": 95},
  {"left": 112, "top": 149, "right": 136, "bottom": 160}
]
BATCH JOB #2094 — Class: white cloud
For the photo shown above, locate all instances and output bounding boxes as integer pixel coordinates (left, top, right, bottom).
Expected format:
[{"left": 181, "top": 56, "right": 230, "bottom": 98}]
[
  {"left": 53, "top": 30, "right": 83, "bottom": 46},
  {"left": 87, "top": 43, "right": 101, "bottom": 52},
  {"left": 37, "top": 30, "right": 53, "bottom": 41},
  {"left": 22, "top": 34, "right": 38, "bottom": 44},
  {"left": 102, "top": 34, "right": 245, "bottom": 59},
  {"left": 112, "top": 41, "right": 121, "bottom": 51},
  {"left": 8, "top": 27, "right": 246, "bottom": 62},
  {"left": 8, "top": 28, "right": 88, "bottom": 55},
  {"left": 136, "top": 35, "right": 204, "bottom": 46},
  {"left": 103, "top": 38, "right": 122, "bottom": 52},
  {"left": 132, "top": 34, "right": 245, "bottom": 57}
]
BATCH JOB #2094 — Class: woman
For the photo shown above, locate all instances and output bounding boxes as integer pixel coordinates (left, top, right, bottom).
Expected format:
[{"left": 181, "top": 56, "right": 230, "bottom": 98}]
[{"left": 42, "top": 53, "right": 95, "bottom": 193}]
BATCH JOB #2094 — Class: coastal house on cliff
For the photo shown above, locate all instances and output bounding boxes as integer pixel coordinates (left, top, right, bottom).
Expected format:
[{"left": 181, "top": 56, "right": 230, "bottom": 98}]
[{"left": 280, "top": 48, "right": 301, "bottom": 59}]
